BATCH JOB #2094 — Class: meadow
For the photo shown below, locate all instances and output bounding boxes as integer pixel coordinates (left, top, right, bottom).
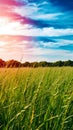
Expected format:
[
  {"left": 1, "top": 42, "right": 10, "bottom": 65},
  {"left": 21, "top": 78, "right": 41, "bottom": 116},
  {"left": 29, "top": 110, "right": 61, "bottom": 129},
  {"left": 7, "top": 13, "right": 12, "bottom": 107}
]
[{"left": 0, "top": 67, "right": 73, "bottom": 130}]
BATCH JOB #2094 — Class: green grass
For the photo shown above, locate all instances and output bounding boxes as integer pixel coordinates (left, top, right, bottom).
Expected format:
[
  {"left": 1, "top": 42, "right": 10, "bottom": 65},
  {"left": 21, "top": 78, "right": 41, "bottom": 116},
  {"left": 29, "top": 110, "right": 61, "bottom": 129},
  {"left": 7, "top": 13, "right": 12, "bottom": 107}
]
[{"left": 0, "top": 67, "right": 73, "bottom": 130}]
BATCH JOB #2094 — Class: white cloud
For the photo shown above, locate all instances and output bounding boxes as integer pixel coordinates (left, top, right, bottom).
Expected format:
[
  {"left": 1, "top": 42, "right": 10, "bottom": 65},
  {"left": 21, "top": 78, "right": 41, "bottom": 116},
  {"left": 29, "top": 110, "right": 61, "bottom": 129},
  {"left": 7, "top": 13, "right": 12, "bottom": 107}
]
[
  {"left": 13, "top": 1, "right": 62, "bottom": 21},
  {"left": 0, "top": 39, "right": 73, "bottom": 62},
  {"left": 55, "top": 39, "right": 73, "bottom": 46},
  {"left": 33, "top": 13, "right": 63, "bottom": 20},
  {"left": 0, "top": 20, "right": 32, "bottom": 35},
  {"left": 0, "top": 17, "right": 10, "bottom": 27},
  {"left": 0, "top": 41, "right": 8, "bottom": 47},
  {"left": 37, "top": 40, "right": 73, "bottom": 49},
  {"left": 42, "top": 27, "right": 73, "bottom": 37},
  {"left": 22, "top": 47, "right": 73, "bottom": 62},
  {"left": 13, "top": 4, "right": 39, "bottom": 17},
  {"left": 0, "top": 19, "right": 73, "bottom": 37}
]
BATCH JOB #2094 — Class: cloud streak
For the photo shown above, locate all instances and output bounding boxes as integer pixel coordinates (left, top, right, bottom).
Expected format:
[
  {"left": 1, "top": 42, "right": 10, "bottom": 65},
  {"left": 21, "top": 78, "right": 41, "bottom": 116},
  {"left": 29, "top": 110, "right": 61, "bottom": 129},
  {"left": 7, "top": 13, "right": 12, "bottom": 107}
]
[{"left": 0, "top": 0, "right": 73, "bottom": 61}]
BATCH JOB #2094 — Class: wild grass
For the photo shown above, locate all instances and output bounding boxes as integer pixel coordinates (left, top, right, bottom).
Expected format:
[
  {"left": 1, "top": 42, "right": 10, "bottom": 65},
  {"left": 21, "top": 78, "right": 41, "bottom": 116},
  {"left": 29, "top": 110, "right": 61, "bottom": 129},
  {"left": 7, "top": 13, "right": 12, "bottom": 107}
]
[{"left": 0, "top": 67, "right": 73, "bottom": 130}]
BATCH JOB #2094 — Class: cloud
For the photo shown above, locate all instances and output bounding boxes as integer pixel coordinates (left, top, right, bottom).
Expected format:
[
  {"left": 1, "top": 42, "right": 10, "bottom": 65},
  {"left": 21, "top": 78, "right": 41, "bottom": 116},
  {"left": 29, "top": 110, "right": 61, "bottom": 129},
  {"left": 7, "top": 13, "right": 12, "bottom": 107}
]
[
  {"left": 0, "top": 0, "right": 24, "bottom": 6},
  {"left": 0, "top": 37, "right": 73, "bottom": 62},
  {"left": 32, "top": 13, "right": 63, "bottom": 20},
  {"left": 14, "top": 4, "right": 39, "bottom": 17},
  {"left": 0, "top": 0, "right": 73, "bottom": 62},
  {"left": 1, "top": 21, "right": 73, "bottom": 37},
  {"left": 35, "top": 39, "right": 73, "bottom": 51},
  {"left": 42, "top": 28, "right": 73, "bottom": 37}
]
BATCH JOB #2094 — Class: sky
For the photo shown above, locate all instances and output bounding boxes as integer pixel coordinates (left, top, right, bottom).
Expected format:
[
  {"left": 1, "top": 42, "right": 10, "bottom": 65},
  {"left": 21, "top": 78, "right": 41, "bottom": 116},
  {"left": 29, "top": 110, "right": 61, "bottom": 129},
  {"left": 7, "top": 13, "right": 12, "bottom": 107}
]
[{"left": 0, "top": 0, "right": 73, "bottom": 62}]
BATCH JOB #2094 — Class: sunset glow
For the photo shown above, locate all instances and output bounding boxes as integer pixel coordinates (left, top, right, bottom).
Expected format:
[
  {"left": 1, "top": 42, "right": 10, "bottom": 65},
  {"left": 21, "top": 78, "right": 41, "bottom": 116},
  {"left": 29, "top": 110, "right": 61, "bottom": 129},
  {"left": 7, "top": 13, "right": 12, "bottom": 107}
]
[{"left": 0, "top": 0, "right": 73, "bottom": 62}]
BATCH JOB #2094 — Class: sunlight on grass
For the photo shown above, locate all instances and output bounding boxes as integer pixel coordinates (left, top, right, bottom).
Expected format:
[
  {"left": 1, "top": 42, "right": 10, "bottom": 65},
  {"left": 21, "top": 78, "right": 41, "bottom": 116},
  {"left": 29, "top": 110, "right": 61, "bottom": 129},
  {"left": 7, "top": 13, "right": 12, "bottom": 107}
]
[{"left": 0, "top": 67, "right": 73, "bottom": 130}]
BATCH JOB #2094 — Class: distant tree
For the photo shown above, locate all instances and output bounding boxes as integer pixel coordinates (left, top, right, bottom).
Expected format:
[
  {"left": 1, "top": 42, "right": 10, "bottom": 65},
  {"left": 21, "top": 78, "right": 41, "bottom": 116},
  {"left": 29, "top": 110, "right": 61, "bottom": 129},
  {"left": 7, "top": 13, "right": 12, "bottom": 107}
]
[
  {"left": 6, "top": 60, "right": 21, "bottom": 68},
  {"left": 22, "top": 62, "right": 30, "bottom": 67},
  {"left": 38, "top": 61, "right": 49, "bottom": 67},
  {"left": 0, "top": 58, "right": 73, "bottom": 67},
  {"left": 53, "top": 61, "right": 64, "bottom": 67},
  {"left": 0, "top": 59, "right": 6, "bottom": 67},
  {"left": 30, "top": 62, "right": 39, "bottom": 67},
  {"left": 47, "top": 62, "right": 53, "bottom": 67},
  {"left": 64, "top": 60, "right": 73, "bottom": 66}
]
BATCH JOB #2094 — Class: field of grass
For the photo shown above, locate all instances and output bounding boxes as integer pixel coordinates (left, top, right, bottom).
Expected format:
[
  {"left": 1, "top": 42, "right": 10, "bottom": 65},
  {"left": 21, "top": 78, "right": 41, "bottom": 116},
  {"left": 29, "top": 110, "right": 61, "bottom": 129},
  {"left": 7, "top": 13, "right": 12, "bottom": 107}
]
[{"left": 0, "top": 67, "right": 73, "bottom": 130}]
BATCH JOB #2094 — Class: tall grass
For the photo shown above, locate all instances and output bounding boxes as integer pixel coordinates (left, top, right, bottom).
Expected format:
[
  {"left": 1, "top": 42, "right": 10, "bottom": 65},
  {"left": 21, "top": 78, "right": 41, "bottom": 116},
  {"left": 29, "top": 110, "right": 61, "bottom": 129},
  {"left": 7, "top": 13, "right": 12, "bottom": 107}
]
[{"left": 0, "top": 67, "right": 73, "bottom": 130}]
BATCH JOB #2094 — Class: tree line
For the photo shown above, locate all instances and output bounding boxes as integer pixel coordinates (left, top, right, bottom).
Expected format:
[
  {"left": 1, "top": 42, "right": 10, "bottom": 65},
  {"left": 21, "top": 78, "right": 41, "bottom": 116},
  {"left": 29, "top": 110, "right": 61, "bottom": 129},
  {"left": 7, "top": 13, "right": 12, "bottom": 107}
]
[{"left": 0, "top": 59, "right": 73, "bottom": 68}]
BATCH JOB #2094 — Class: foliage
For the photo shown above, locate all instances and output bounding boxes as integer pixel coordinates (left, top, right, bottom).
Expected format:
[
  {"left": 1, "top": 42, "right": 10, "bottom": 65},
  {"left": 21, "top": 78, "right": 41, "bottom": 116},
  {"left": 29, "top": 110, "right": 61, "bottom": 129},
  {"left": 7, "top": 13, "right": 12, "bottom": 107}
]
[
  {"left": 6, "top": 60, "right": 22, "bottom": 68},
  {"left": 0, "top": 59, "right": 73, "bottom": 67},
  {"left": 0, "top": 59, "right": 6, "bottom": 67}
]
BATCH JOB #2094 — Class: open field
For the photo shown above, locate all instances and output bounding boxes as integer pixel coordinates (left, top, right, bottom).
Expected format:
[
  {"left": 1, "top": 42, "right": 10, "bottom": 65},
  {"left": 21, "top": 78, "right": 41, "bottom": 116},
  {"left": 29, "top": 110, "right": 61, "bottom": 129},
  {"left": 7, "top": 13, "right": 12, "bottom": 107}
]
[{"left": 0, "top": 67, "right": 73, "bottom": 130}]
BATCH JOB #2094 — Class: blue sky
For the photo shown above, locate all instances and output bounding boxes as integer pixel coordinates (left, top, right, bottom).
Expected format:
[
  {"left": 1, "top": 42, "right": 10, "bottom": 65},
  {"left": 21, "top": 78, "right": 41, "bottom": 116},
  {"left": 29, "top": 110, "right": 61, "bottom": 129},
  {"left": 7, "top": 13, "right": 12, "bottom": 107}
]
[{"left": 0, "top": 0, "right": 73, "bottom": 62}]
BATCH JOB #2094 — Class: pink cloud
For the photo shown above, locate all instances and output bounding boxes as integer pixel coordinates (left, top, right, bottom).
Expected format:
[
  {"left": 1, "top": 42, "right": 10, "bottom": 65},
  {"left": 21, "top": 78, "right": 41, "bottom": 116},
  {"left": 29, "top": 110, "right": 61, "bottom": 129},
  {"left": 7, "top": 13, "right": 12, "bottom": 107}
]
[
  {"left": 0, "top": 0, "right": 24, "bottom": 6},
  {"left": 0, "top": 0, "right": 25, "bottom": 20},
  {"left": 0, "top": 35, "right": 32, "bottom": 42}
]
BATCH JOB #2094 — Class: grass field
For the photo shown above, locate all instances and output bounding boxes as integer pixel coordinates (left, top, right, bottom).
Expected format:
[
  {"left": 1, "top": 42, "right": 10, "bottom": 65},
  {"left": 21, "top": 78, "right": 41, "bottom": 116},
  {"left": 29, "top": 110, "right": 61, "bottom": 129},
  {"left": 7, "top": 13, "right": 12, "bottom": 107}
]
[{"left": 0, "top": 67, "right": 73, "bottom": 130}]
